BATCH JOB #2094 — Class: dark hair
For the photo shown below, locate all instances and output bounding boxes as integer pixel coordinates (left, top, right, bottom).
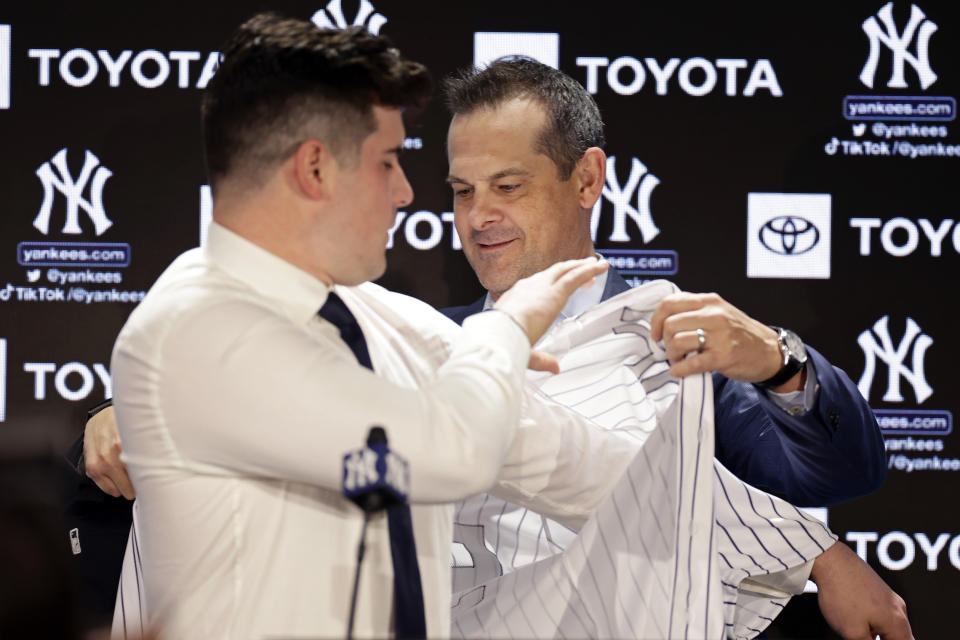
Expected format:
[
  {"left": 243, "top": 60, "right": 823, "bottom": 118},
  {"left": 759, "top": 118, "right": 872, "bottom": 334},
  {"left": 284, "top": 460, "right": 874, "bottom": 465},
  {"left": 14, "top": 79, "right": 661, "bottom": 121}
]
[
  {"left": 443, "top": 58, "right": 604, "bottom": 180},
  {"left": 202, "top": 13, "right": 431, "bottom": 189}
]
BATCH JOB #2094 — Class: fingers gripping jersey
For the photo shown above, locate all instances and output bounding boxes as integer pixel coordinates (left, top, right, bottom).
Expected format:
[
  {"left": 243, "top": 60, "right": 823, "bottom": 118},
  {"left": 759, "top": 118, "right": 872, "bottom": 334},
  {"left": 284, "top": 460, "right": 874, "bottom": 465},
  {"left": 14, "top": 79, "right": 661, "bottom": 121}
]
[{"left": 451, "top": 280, "right": 836, "bottom": 639}]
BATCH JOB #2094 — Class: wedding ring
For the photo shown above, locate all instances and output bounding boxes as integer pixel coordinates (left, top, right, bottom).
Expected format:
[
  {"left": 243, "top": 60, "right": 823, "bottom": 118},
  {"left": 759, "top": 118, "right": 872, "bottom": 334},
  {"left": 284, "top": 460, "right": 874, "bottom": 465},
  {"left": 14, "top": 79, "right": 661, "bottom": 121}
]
[{"left": 696, "top": 328, "right": 706, "bottom": 352}]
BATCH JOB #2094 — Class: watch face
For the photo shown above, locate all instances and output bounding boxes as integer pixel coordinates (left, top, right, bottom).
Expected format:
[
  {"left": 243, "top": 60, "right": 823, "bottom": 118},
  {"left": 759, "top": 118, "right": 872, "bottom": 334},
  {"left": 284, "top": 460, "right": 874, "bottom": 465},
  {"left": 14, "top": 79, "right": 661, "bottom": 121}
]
[{"left": 783, "top": 330, "right": 807, "bottom": 361}]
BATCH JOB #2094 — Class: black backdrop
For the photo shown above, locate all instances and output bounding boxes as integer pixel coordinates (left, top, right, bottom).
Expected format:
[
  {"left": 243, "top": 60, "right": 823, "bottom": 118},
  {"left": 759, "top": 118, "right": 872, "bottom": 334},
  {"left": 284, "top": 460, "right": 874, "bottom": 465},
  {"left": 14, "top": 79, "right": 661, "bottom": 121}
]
[{"left": 1, "top": 1, "right": 956, "bottom": 636}]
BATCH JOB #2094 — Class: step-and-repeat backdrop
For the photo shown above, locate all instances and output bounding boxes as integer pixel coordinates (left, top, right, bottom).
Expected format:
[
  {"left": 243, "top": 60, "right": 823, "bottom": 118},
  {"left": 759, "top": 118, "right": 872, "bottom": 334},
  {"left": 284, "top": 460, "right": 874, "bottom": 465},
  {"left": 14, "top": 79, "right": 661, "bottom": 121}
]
[{"left": 1, "top": 1, "right": 955, "bottom": 636}]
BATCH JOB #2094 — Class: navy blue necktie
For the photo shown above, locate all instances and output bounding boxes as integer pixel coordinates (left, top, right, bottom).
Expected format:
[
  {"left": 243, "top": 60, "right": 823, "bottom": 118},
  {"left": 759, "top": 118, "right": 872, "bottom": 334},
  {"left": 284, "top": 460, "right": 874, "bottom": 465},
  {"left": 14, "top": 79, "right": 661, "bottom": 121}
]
[{"left": 319, "top": 292, "right": 427, "bottom": 638}]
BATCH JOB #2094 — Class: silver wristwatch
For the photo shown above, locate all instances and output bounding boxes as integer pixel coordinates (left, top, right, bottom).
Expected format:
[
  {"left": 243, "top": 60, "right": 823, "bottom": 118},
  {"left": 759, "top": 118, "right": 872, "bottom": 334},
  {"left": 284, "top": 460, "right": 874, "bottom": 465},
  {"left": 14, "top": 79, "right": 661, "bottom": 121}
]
[{"left": 756, "top": 326, "right": 807, "bottom": 389}]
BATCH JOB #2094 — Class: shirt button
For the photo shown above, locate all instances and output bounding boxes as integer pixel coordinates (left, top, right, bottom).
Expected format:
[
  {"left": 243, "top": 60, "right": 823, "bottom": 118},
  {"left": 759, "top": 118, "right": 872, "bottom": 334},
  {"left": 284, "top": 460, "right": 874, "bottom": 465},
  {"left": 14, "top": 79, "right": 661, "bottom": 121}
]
[
  {"left": 828, "top": 410, "right": 840, "bottom": 429},
  {"left": 789, "top": 406, "right": 804, "bottom": 416}
]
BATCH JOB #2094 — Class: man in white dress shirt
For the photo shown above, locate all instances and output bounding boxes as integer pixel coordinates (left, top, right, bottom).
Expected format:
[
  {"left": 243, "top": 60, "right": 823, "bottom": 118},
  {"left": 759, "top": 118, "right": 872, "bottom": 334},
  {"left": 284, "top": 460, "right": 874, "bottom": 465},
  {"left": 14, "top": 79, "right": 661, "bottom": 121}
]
[{"left": 109, "top": 13, "right": 613, "bottom": 639}]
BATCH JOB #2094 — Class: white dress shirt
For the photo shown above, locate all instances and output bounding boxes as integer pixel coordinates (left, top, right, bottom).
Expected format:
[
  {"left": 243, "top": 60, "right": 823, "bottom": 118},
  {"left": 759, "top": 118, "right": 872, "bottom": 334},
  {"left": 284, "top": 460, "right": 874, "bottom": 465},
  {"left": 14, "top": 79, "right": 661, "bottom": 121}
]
[{"left": 112, "top": 222, "right": 635, "bottom": 639}]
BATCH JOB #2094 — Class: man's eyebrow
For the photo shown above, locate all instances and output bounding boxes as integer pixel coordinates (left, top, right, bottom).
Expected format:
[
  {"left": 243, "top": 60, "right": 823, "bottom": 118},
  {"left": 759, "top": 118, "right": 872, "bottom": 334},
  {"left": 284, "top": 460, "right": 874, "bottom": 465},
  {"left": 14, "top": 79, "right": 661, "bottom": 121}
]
[
  {"left": 488, "top": 168, "right": 531, "bottom": 181},
  {"left": 445, "top": 167, "right": 532, "bottom": 184},
  {"left": 385, "top": 145, "right": 403, "bottom": 156}
]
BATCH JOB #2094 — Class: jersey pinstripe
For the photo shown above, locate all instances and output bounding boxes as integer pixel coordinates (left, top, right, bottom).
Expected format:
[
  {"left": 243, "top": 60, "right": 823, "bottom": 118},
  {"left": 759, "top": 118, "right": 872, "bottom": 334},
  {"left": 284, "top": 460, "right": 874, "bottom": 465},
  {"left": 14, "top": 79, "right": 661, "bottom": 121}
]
[
  {"left": 112, "top": 501, "right": 144, "bottom": 639},
  {"left": 450, "top": 280, "right": 836, "bottom": 639}
]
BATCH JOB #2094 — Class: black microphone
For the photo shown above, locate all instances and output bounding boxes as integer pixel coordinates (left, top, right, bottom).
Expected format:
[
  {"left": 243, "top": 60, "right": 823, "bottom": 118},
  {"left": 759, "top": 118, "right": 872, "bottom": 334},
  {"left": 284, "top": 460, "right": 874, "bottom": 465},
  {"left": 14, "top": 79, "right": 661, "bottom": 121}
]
[
  {"left": 342, "top": 426, "right": 410, "bottom": 511},
  {"left": 342, "top": 426, "right": 410, "bottom": 639}
]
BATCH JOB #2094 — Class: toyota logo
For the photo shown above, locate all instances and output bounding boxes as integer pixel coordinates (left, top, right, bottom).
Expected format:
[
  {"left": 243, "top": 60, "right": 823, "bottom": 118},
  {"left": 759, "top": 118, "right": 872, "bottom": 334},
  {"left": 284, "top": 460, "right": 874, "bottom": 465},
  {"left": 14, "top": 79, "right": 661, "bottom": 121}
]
[{"left": 759, "top": 216, "right": 820, "bottom": 255}]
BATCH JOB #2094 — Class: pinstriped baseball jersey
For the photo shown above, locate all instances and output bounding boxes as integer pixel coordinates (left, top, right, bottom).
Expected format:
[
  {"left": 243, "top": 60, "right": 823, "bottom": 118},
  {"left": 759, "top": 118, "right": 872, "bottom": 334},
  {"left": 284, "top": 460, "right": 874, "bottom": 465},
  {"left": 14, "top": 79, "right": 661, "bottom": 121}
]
[
  {"left": 111, "top": 502, "right": 144, "bottom": 640},
  {"left": 450, "top": 280, "right": 836, "bottom": 639}
]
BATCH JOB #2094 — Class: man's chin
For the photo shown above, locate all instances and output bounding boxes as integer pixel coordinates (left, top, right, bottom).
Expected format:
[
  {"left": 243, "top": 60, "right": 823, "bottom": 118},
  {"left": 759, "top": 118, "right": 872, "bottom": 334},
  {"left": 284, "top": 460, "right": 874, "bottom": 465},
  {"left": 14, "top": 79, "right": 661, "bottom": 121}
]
[
  {"left": 369, "top": 258, "right": 388, "bottom": 283},
  {"left": 466, "top": 252, "right": 525, "bottom": 296},
  {"left": 336, "top": 259, "right": 387, "bottom": 287},
  {"left": 477, "top": 271, "right": 522, "bottom": 300}
]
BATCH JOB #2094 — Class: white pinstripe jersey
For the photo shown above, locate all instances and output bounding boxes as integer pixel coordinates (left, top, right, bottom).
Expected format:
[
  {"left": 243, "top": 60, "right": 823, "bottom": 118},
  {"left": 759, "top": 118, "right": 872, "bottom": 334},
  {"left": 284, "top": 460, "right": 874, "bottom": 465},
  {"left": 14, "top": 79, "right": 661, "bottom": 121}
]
[
  {"left": 112, "top": 502, "right": 144, "bottom": 640},
  {"left": 450, "top": 280, "right": 836, "bottom": 639}
]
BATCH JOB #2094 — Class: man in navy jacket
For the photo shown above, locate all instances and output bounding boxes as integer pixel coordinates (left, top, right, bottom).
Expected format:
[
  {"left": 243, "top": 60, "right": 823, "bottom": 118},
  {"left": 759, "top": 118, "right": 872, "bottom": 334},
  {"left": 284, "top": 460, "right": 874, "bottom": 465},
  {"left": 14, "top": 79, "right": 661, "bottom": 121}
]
[
  {"left": 440, "top": 59, "right": 918, "bottom": 640},
  {"left": 441, "top": 58, "right": 885, "bottom": 508}
]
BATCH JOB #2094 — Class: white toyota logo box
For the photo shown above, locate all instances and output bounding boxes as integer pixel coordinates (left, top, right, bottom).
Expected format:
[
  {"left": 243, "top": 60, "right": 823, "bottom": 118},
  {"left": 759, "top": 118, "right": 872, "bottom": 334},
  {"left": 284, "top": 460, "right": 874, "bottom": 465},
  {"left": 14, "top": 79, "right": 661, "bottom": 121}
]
[
  {"left": 746, "top": 192, "right": 832, "bottom": 279},
  {"left": 473, "top": 32, "right": 560, "bottom": 69}
]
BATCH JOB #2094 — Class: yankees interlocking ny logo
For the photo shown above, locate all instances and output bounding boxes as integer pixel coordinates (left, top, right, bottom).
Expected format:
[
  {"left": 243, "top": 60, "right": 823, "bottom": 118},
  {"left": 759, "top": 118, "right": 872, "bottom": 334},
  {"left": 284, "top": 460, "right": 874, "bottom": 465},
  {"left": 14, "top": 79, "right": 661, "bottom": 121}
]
[
  {"left": 311, "top": 0, "right": 387, "bottom": 35},
  {"left": 860, "top": 2, "right": 938, "bottom": 90},
  {"left": 33, "top": 148, "right": 113, "bottom": 236},
  {"left": 590, "top": 156, "right": 660, "bottom": 244},
  {"left": 342, "top": 448, "right": 378, "bottom": 491},
  {"left": 857, "top": 315, "right": 933, "bottom": 404}
]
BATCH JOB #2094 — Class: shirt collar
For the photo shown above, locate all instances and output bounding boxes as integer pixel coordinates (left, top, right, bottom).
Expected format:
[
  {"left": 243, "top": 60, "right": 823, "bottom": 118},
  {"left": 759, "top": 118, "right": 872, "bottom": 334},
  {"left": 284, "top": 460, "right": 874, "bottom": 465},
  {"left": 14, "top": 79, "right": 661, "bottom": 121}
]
[
  {"left": 481, "top": 267, "right": 610, "bottom": 321},
  {"left": 204, "top": 221, "right": 332, "bottom": 325}
]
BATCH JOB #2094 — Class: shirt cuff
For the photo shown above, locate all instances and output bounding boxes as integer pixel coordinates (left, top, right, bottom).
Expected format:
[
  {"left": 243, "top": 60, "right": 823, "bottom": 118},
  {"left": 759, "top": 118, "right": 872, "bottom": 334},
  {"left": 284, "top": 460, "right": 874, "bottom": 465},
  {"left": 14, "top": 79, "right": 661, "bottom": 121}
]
[
  {"left": 739, "top": 559, "right": 815, "bottom": 597},
  {"left": 764, "top": 359, "right": 819, "bottom": 416},
  {"left": 462, "top": 309, "right": 531, "bottom": 371}
]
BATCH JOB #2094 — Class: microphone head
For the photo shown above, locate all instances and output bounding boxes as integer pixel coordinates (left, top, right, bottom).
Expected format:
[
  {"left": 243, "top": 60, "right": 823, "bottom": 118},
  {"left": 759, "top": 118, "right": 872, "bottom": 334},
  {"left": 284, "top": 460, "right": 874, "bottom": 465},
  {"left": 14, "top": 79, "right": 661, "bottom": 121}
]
[
  {"left": 367, "top": 426, "right": 387, "bottom": 447},
  {"left": 343, "top": 426, "right": 409, "bottom": 512}
]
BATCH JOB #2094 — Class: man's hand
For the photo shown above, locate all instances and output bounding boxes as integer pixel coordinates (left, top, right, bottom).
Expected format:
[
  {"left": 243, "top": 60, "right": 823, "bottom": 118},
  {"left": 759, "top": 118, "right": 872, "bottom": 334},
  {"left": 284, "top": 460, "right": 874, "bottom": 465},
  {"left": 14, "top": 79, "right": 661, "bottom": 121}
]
[
  {"left": 811, "top": 541, "right": 914, "bottom": 640},
  {"left": 495, "top": 257, "right": 608, "bottom": 373},
  {"left": 649, "top": 292, "right": 799, "bottom": 389},
  {"left": 83, "top": 406, "right": 135, "bottom": 499}
]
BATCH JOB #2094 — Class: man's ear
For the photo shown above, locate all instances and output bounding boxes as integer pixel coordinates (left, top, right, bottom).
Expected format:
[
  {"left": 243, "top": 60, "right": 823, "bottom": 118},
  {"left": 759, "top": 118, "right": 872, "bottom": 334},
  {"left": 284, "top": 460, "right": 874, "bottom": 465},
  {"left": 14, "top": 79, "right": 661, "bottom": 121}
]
[
  {"left": 575, "top": 147, "right": 606, "bottom": 209},
  {"left": 292, "top": 138, "right": 337, "bottom": 200}
]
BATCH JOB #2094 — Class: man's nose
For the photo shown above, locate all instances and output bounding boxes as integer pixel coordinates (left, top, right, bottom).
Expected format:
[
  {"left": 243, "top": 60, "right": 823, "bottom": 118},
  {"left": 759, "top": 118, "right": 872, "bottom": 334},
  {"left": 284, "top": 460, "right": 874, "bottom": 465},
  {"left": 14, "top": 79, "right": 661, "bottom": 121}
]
[
  {"left": 466, "top": 187, "right": 501, "bottom": 230},
  {"left": 394, "top": 166, "right": 413, "bottom": 208}
]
